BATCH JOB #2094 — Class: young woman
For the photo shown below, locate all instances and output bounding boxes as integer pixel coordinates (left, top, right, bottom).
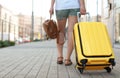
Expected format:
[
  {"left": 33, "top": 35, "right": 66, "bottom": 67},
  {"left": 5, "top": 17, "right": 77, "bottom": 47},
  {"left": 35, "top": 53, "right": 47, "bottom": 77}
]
[{"left": 49, "top": 0, "right": 86, "bottom": 66}]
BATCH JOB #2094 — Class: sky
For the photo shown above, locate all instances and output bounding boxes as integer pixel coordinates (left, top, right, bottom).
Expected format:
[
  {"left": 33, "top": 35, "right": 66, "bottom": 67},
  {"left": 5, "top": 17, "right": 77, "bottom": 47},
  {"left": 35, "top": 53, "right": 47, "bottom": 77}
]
[
  {"left": 0, "top": 0, "right": 101, "bottom": 18},
  {"left": 0, "top": 0, "right": 51, "bottom": 18}
]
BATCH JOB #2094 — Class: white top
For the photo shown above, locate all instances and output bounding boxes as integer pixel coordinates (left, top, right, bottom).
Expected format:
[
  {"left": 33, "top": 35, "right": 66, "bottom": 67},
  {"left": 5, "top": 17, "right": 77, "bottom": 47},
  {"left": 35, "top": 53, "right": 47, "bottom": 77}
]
[{"left": 55, "top": 0, "right": 80, "bottom": 10}]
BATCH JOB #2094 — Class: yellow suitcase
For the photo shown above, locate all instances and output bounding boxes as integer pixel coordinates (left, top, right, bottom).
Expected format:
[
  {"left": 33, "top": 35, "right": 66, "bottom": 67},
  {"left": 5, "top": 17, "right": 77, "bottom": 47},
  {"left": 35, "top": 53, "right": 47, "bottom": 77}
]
[{"left": 73, "top": 22, "right": 116, "bottom": 74}]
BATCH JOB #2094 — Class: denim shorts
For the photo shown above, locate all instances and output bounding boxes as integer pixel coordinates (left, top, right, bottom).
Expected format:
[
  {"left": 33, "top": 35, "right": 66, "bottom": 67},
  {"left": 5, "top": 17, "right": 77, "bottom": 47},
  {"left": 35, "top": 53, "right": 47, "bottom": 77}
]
[{"left": 56, "top": 8, "right": 80, "bottom": 20}]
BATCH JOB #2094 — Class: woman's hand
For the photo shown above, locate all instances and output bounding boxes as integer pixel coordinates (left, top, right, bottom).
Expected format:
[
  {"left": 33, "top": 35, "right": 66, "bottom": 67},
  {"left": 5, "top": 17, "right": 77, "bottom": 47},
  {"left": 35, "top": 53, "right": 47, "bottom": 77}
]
[
  {"left": 80, "top": 6, "right": 86, "bottom": 15},
  {"left": 80, "top": 0, "right": 86, "bottom": 15},
  {"left": 49, "top": 0, "right": 55, "bottom": 17},
  {"left": 49, "top": 7, "right": 54, "bottom": 16}
]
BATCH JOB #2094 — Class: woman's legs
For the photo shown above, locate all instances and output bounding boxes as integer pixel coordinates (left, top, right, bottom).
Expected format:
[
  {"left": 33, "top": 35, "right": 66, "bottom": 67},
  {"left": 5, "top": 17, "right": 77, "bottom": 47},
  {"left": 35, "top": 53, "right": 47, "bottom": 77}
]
[
  {"left": 65, "top": 16, "right": 77, "bottom": 64},
  {"left": 57, "top": 19, "right": 67, "bottom": 64},
  {"left": 55, "top": 9, "right": 79, "bottom": 65}
]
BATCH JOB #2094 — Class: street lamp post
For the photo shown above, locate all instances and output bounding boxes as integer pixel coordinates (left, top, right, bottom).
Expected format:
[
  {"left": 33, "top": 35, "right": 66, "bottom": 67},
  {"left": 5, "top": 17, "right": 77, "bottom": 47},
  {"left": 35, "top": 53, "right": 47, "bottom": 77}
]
[
  {"left": 96, "top": 0, "right": 98, "bottom": 21},
  {"left": 40, "top": 17, "right": 42, "bottom": 39},
  {"left": 31, "top": 0, "right": 34, "bottom": 41}
]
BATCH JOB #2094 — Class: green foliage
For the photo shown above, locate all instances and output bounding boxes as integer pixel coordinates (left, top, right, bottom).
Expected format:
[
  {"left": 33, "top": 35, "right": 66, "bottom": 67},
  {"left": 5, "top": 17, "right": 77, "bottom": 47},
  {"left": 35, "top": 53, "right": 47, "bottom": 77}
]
[
  {"left": 2, "top": 40, "right": 10, "bottom": 47},
  {"left": 0, "top": 41, "right": 3, "bottom": 48},
  {"left": 33, "top": 39, "right": 40, "bottom": 41},
  {"left": 9, "top": 41, "right": 15, "bottom": 46},
  {"left": 0, "top": 40, "right": 15, "bottom": 48}
]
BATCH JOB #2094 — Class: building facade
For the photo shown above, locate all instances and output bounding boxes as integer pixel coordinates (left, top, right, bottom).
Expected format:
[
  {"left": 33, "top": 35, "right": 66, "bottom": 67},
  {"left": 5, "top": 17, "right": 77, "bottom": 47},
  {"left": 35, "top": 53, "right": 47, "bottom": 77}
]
[
  {"left": 101, "top": 0, "right": 120, "bottom": 47},
  {"left": 114, "top": 0, "right": 120, "bottom": 45},
  {"left": 0, "top": 4, "right": 45, "bottom": 43},
  {"left": 17, "top": 14, "right": 45, "bottom": 42},
  {"left": 0, "top": 4, "right": 18, "bottom": 41},
  {"left": 17, "top": 14, "right": 31, "bottom": 42}
]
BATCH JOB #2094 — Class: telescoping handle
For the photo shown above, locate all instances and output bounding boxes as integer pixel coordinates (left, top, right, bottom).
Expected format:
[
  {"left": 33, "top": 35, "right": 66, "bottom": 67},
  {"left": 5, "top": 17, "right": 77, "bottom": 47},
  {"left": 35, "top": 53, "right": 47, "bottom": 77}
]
[{"left": 77, "top": 12, "right": 90, "bottom": 22}]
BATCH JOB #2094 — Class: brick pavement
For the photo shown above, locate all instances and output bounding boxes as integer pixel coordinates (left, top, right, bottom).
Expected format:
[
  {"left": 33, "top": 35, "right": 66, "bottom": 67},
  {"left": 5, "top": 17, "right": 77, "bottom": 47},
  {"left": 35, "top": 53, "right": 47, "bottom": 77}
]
[{"left": 0, "top": 40, "right": 120, "bottom": 78}]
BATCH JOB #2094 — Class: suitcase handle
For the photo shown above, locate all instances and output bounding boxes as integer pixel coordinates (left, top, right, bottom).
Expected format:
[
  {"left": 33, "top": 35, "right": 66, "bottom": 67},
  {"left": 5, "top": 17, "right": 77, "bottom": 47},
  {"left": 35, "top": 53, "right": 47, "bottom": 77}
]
[{"left": 77, "top": 12, "right": 90, "bottom": 22}]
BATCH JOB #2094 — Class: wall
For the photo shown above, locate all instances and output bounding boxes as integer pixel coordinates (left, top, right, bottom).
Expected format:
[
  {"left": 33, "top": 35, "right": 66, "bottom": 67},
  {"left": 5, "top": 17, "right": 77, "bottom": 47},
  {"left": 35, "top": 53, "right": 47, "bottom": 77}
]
[{"left": 0, "top": 4, "right": 18, "bottom": 41}]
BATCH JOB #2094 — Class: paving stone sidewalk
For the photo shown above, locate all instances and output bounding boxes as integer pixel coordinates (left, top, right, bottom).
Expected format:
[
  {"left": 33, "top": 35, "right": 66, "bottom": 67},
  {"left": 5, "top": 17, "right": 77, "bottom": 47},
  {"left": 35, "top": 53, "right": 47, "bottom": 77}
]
[{"left": 0, "top": 40, "right": 120, "bottom": 78}]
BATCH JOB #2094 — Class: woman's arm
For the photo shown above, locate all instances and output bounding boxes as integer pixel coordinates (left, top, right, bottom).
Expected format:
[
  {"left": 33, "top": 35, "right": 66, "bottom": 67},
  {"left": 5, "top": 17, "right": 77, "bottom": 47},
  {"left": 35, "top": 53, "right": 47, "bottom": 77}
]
[
  {"left": 79, "top": 0, "right": 86, "bottom": 15},
  {"left": 49, "top": 0, "right": 55, "bottom": 15}
]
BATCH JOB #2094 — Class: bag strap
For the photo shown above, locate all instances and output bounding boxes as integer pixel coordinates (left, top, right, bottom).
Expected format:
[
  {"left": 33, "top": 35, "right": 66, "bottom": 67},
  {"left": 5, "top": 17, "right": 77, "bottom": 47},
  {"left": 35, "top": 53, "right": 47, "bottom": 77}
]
[{"left": 50, "top": 14, "right": 52, "bottom": 20}]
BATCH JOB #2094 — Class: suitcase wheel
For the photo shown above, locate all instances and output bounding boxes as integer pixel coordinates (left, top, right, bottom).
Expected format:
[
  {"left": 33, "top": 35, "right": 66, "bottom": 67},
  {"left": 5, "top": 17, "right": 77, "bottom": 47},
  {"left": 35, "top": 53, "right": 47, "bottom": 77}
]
[
  {"left": 77, "top": 68, "right": 84, "bottom": 74},
  {"left": 105, "top": 67, "right": 111, "bottom": 73}
]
